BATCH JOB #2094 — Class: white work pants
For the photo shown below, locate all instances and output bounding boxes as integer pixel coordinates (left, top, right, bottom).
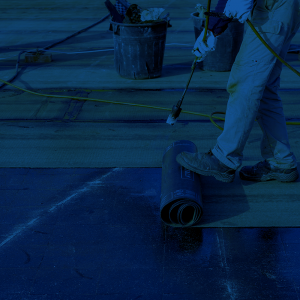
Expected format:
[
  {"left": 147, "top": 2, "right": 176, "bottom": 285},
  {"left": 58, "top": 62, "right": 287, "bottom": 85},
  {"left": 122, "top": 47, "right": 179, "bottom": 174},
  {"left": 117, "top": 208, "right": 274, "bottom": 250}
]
[{"left": 212, "top": 0, "right": 300, "bottom": 170}]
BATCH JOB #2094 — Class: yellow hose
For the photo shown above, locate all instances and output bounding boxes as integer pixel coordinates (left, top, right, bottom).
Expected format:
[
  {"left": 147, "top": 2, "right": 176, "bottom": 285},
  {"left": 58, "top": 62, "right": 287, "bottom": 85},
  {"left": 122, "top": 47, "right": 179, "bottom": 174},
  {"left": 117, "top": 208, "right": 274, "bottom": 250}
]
[
  {"left": 203, "top": 0, "right": 212, "bottom": 42},
  {"left": 0, "top": 17, "right": 299, "bottom": 130}
]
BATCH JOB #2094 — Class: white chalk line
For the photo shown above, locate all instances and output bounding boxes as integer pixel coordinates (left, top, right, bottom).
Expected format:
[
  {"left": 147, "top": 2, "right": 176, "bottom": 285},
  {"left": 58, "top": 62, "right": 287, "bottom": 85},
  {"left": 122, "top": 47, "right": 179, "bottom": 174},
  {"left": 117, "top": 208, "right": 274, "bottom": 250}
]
[{"left": 0, "top": 168, "right": 122, "bottom": 249}]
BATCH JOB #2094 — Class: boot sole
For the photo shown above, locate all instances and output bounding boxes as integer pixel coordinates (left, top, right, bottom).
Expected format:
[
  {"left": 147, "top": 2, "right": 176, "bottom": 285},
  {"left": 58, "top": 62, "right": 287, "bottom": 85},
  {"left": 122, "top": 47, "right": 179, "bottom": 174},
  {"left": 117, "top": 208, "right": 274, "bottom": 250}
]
[
  {"left": 176, "top": 155, "right": 235, "bottom": 183},
  {"left": 239, "top": 169, "right": 299, "bottom": 183}
]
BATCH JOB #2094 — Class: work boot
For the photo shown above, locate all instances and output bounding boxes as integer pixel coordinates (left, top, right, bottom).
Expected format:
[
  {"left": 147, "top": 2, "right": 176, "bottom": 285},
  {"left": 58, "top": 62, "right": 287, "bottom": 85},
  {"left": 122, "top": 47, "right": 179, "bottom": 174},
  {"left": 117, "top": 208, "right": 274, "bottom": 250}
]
[
  {"left": 239, "top": 160, "right": 299, "bottom": 183},
  {"left": 176, "top": 149, "right": 236, "bottom": 183}
]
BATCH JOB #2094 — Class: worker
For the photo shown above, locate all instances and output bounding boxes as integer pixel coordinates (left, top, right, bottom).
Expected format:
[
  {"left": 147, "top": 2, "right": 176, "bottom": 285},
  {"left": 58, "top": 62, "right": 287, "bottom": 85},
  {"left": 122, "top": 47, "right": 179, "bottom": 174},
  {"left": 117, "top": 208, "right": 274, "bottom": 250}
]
[{"left": 176, "top": 0, "right": 300, "bottom": 183}]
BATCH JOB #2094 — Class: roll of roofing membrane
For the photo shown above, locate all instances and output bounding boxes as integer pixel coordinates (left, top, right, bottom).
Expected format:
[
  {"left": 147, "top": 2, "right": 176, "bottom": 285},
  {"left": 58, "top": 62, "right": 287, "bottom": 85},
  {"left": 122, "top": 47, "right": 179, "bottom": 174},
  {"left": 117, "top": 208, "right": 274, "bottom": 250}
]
[{"left": 160, "top": 140, "right": 203, "bottom": 227}]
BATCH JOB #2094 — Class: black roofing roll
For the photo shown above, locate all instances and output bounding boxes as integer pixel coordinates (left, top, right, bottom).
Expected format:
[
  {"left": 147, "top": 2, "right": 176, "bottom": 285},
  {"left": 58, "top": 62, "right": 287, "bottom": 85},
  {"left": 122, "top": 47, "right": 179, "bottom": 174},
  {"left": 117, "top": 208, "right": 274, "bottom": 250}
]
[{"left": 160, "top": 140, "right": 203, "bottom": 227}]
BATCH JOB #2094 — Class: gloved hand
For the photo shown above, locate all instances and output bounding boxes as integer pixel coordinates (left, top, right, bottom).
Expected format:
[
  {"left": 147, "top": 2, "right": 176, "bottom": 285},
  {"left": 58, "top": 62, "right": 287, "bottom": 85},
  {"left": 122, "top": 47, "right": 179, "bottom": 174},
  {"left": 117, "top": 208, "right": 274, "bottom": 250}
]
[
  {"left": 223, "top": 0, "right": 254, "bottom": 23},
  {"left": 192, "top": 29, "right": 217, "bottom": 62}
]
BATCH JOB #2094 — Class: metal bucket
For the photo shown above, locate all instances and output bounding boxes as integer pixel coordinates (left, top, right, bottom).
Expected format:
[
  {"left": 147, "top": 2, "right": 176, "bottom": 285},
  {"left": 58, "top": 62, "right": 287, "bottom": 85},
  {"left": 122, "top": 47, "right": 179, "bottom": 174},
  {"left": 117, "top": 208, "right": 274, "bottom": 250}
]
[
  {"left": 110, "top": 20, "right": 168, "bottom": 79},
  {"left": 191, "top": 12, "right": 244, "bottom": 71}
]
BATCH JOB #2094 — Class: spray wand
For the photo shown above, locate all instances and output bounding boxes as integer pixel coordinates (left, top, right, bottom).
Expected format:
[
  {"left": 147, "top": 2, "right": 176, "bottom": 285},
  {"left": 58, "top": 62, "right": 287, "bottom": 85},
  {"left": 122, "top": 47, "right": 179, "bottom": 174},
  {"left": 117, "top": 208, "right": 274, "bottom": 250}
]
[{"left": 166, "top": 0, "right": 212, "bottom": 125}]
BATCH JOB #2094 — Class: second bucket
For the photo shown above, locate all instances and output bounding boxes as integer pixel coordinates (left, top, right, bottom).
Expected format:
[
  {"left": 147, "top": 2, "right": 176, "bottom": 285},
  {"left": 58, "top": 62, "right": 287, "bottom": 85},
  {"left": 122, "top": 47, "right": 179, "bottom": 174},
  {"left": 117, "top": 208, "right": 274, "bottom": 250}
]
[{"left": 191, "top": 11, "right": 244, "bottom": 72}]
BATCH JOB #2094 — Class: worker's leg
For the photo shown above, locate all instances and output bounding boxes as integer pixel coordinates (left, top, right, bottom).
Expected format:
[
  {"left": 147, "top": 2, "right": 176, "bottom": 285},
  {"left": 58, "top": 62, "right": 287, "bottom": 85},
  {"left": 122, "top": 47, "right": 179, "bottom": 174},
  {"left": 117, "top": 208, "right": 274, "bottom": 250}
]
[
  {"left": 257, "top": 30, "right": 299, "bottom": 169},
  {"left": 212, "top": 0, "right": 300, "bottom": 170}
]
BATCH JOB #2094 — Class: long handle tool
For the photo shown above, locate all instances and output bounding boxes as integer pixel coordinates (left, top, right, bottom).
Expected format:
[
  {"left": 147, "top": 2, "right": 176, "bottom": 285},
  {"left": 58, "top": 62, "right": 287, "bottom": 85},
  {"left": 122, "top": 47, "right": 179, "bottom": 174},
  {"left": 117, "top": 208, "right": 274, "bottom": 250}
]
[{"left": 166, "top": 0, "right": 212, "bottom": 125}]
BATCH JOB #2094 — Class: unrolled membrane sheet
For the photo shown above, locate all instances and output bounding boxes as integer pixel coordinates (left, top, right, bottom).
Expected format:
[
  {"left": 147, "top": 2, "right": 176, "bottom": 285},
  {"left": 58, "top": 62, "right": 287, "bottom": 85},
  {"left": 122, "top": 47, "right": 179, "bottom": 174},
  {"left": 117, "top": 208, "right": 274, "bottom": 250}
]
[{"left": 160, "top": 140, "right": 203, "bottom": 227}]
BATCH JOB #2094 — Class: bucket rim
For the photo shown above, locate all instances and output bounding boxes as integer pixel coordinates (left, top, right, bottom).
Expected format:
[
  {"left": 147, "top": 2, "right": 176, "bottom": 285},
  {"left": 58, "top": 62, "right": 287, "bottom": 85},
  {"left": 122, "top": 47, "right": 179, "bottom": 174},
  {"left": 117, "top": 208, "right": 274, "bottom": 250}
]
[
  {"left": 190, "top": 12, "right": 206, "bottom": 20},
  {"left": 190, "top": 11, "right": 240, "bottom": 22},
  {"left": 109, "top": 19, "right": 168, "bottom": 27}
]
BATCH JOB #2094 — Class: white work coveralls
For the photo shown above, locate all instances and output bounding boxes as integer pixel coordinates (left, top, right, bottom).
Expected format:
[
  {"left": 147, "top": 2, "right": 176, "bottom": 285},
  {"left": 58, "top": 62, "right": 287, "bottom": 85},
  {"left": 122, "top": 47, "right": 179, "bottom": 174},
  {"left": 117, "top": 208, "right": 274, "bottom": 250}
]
[{"left": 212, "top": 0, "right": 300, "bottom": 170}]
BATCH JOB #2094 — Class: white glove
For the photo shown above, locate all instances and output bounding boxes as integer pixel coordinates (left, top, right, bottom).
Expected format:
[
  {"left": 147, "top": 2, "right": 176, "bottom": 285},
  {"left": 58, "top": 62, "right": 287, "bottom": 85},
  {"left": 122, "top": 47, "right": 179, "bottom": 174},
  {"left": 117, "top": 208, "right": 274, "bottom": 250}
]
[
  {"left": 224, "top": 0, "right": 254, "bottom": 23},
  {"left": 192, "top": 30, "right": 217, "bottom": 62}
]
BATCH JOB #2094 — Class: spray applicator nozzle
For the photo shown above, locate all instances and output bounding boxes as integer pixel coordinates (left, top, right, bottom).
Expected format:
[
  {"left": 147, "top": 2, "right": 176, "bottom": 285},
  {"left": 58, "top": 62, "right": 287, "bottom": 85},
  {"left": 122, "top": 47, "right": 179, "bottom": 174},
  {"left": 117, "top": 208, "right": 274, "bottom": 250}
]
[{"left": 166, "top": 103, "right": 182, "bottom": 125}]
